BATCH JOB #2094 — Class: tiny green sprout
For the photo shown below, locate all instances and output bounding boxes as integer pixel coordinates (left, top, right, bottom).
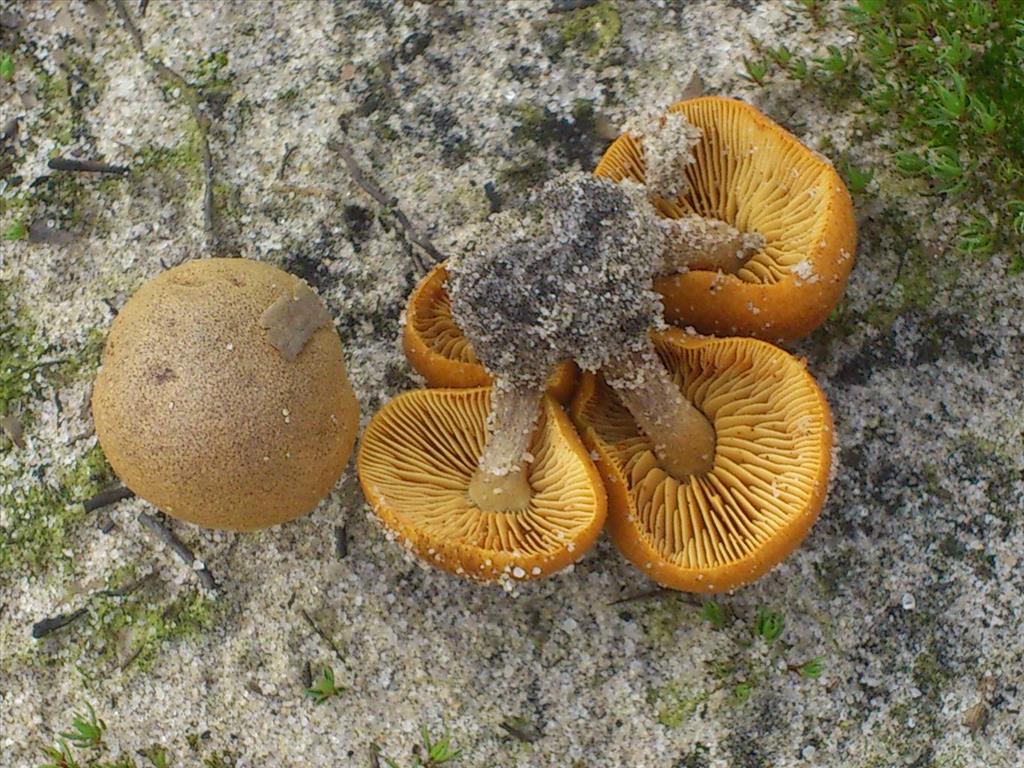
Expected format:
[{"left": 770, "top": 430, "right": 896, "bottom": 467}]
[
  {"left": 39, "top": 741, "right": 81, "bottom": 768},
  {"left": 740, "top": 57, "right": 770, "bottom": 86},
  {"left": 3, "top": 220, "right": 27, "bottom": 241},
  {"left": 791, "top": 0, "right": 825, "bottom": 27},
  {"left": 699, "top": 600, "right": 726, "bottom": 629},
  {"left": 733, "top": 682, "right": 753, "bottom": 703},
  {"left": 144, "top": 745, "right": 171, "bottom": 768},
  {"left": 814, "top": 45, "right": 855, "bottom": 79},
  {"left": 1008, "top": 254, "right": 1024, "bottom": 277},
  {"left": 799, "top": 657, "right": 825, "bottom": 679},
  {"left": 383, "top": 724, "right": 462, "bottom": 768},
  {"left": 60, "top": 703, "right": 106, "bottom": 749},
  {"left": 839, "top": 158, "right": 874, "bottom": 195},
  {"left": 1009, "top": 201, "right": 1024, "bottom": 236},
  {"left": 957, "top": 214, "right": 996, "bottom": 256},
  {"left": 754, "top": 608, "right": 785, "bottom": 643},
  {"left": 0, "top": 53, "right": 13, "bottom": 81},
  {"left": 306, "top": 665, "right": 344, "bottom": 704}
]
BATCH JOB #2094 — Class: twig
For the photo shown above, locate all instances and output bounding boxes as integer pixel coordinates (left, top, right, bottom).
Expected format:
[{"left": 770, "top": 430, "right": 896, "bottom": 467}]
[
  {"left": 300, "top": 608, "right": 347, "bottom": 667},
  {"left": 277, "top": 144, "right": 298, "bottom": 180},
  {"left": 302, "top": 660, "right": 313, "bottom": 689},
  {"left": 48, "top": 157, "right": 129, "bottom": 175},
  {"left": 138, "top": 512, "right": 217, "bottom": 590},
  {"left": 98, "top": 572, "right": 155, "bottom": 598},
  {"left": 368, "top": 743, "right": 382, "bottom": 768},
  {"left": 326, "top": 138, "right": 442, "bottom": 273},
  {"left": 334, "top": 524, "right": 348, "bottom": 560},
  {"left": 609, "top": 587, "right": 703, "bottom": 607},
  {"left": 112, "top": 0, "right": 218, "bottom": 251},
  {"left": 31, "top": 608, "right": 87, "bottom": 639},
  {"left": 30, "top": 574, "right": 154, "bottom": 639},
  {"left": 82, "top": 485, "right": 135, "bottom": 513}
]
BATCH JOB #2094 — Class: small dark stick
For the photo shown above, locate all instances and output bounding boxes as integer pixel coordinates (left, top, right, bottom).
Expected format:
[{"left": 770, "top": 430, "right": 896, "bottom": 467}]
[
  {"left": 608, "top": 587, "right": 696, "bottom": 606},
  {"left": 83, "top": 485, "right": 135, "bottom": 513},
  {"left": 138, "top": 512, "right": 217, "bottom": 590},
  {"left": 31, "top": 608, "right": 87, "bottom": 639},
  {"left": 300, "top": 608, "right": 347, "bottom": 666},
  {"left": 48, "top": 157, "right": 129, "bottom": 175},
  {"left": 302, "top": 660, "right": 313, "bottom": 689},
  {"left": 334, "top": 524, "right": 348, "bottom": 560},
  {"left": 326, "top": 138, "right": 443, "bottom": 273},
  {"left": 484, "top": 181, "right": 501, "bottom": 214},
  {"left": 277, "top": 144, "right": 298, "bottom": 180}
]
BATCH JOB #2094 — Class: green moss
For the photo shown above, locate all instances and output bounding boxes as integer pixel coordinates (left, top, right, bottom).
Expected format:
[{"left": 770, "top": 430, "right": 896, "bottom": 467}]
[
  {"left": 188, "top": 50, "right": 233, "bottom": 101},
  {"left": 88, "top": 586, "right": 217, "bottom": 672},
  {"left": 638, "top": 595, "right": 693, "bottom": 644},
  {"left": 0, "top": 284, "right": 50, "bottom": 420},
  {"left": 135, "top": 123, "right": 204, "bottom": 180},
  {"left": 648, "top": 683, "right": 710, "bottom": 727},
  {"left": 561, "top": 1, "right": 621, "bottom": 55},
  {"left": 0, "top": 445, "right": 114, "bottom": 584}
]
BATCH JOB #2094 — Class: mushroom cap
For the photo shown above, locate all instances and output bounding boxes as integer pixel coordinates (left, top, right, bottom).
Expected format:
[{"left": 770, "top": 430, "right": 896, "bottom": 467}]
[
  {"left": 356, "top": 387, "right": 606, "bottom": 582},
  {"left": 92, "top": 258, "right": 360, "bottom": 531},
  {"left": 595, "top": 96, "right": 856, "bottom": 343},
  {"left": 403, "top": 263, "right": 578, "bottom": 403},
  {"left": 570, "top": 328, "right": 832, "bottom": 592}
]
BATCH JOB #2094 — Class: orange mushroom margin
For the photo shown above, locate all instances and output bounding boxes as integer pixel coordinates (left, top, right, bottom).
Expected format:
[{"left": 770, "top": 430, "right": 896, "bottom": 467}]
[
  {"left": 356, "top": 388, "right": 606, "bottom": 582},
  {"left": 595, "top": 96, "right": 857, "bottom": 343},
  {"left": 570, "top": 328, "right": 833, "bottom": 593}
]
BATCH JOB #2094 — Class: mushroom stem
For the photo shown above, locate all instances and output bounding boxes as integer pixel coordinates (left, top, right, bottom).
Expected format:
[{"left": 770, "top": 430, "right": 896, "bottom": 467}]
[
  {"left": 605, "top": 339, "right": 715, "bottom": 478},
  {"left": 468, "top": 384, "right": 543, "bottom": 512},
  {"left": 657, "top": 216, "right": 764, "bottom": 274}
]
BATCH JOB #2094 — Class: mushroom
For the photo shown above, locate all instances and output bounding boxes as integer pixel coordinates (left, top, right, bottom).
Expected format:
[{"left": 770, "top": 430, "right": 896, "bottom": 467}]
[
  {"left": 595, "top": 96, "right": 857, "bottom": 342},
  {"left": 570, "top": 328, "right": 833, "bottom": 592},
  {"left": 402, "top": 262, "right": 577, "bottom": 403},
  {"left": 356, "top": 387, "right": 606, "bottom": 582},
  {"left": 92, "top": 258, "right": 360, "bottom": 531}
]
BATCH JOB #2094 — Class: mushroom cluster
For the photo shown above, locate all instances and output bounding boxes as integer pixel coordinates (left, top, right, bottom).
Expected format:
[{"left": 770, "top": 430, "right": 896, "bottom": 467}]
[{"left": 357, "top": 96, "right": 855, "bottom": 591}]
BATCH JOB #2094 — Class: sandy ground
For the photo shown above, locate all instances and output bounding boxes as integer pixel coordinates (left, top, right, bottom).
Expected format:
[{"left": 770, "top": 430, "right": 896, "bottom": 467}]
[{"left": 1, "top": 1, "right": 1023, "bottom": 767}]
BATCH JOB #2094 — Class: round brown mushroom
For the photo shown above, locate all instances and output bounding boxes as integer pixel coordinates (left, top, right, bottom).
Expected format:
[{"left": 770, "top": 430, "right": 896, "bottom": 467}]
[
  {"left": 92, "top": 258, "right": 360, "bottom": 531},
  {"left": 403, "top": 262, "right": 578, "bottom": 403},
  {"left": 595, "top": 96, "right": 856, "bottom": 343},
  {"left": 356, "top": 387, "right": 606, "bottom": 582},
  {"left": 570, "top": 328, "right": 833, "bottom": 592}
]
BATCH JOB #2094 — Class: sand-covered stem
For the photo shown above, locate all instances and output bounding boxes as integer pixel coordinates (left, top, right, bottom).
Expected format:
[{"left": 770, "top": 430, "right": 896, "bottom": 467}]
[
  {"left": 604, "top": 338, "right": 715, "bottom": 478},
  {"left": 468, "top": 383, "right": 543, "bottom": 512}
]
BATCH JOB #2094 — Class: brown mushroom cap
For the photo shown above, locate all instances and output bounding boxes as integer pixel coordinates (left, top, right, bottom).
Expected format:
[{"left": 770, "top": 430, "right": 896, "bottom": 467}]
[
  {"left": 357, "top": 387, "right": 606, "bottom": 581},
  {"left": 570, "top": 328, "right": 832, "bottom": 592},
  {"left": 403, "top": 263, "right": 578, "bottom": 403},
  {"left": 92, "top": 258, "right": 360, "bottom": 531},
  {"left": 595, "top": 96, "right": 856, "bottom": 343}
]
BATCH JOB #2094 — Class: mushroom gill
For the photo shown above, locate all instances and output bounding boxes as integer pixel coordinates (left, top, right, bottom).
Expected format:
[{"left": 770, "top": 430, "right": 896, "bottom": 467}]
[
  {"left": 595, "top": 96, "right": 856, "bottom": 342},
  {"left": 356, "top": 387, "right": 606, "bottom": 581},
  {"left": 403, "top": 263, "right": 578, "bottom": 403},
  {"left": 571, "top": 329, "right": 832, "bottom": 592}
]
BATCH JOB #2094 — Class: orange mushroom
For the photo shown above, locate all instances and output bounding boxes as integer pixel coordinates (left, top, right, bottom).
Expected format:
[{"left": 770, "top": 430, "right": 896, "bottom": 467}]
[
  {"left": 571, "top": 328, "right": 833, "bottom": 592},
  {"left": 595, "top": 96, "right": 856, "bottom": 343},
  {"left": 356, "top": 388, "right": 606, "bottom": 582},
  {"left": 402, "top": 263, "right": 577, "bottom": 403}
]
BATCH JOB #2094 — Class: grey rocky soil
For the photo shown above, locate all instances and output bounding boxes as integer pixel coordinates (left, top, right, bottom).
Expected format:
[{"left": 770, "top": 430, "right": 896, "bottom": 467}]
[{"left": 1, "top": 2, "right": 1022, "bottom": 767}]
